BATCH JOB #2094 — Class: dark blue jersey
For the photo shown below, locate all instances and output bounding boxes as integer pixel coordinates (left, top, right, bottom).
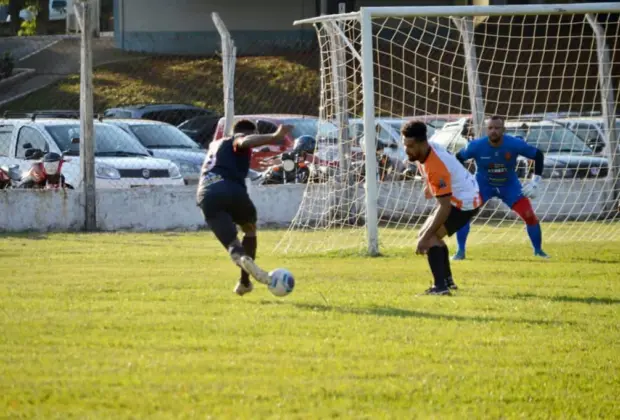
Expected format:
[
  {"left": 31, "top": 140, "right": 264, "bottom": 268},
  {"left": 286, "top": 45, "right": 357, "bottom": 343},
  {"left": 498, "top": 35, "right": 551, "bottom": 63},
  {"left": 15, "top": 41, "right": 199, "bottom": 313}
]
[
  {"left": 457, "top": 135, "right": 539, "bottom": 187},
  {"left": 197, "top": 136, "right": 251, "bottom": 193}
]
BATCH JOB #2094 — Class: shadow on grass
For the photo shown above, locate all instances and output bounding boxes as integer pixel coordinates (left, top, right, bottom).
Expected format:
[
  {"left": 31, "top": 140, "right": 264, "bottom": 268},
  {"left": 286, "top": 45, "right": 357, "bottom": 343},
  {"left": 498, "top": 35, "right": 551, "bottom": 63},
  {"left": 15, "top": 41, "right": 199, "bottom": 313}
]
[
  {"left": 257, "top": 301, "right": 572, "bottom": 326},
  {"left": 506, "top": 293, "right": 620, "bottom": 305},
  {"left": 0, "top": 233, "right": 48, "bottom": 240}
]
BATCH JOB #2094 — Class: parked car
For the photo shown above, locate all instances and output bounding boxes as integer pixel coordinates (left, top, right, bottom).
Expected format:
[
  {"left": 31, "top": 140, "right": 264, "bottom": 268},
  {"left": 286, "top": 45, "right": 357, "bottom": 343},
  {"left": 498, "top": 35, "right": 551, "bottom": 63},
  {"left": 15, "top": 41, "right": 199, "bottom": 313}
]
[
  {"left": 413, "top": 114, "right": 471, "bottom": 130},
  {"left": 3, "top": 110, "right": 81, "bottom": 119},
  {"left": 350, "top": 117, "right": 437, "bottom": 172},
  {"left": 5, "top": 0, "right": 68, "bottom": 22},
  {"left": 0, "top": 118, "right": 185, "bottom": 189},
  {"left": 552, "top": 117, "right": 620, "bottom": 155},
  {"left": 430, "top": 117, "right": 609, "bottom": 179},
  {"left": 103, "top": 119, "right": 206, "bottom": 185},
  {"left": 103, "top": 104, "right": 218, "bottom": 128},
  {"left": 213, "top": 114, "right": 338, "bottom": 172},
  {"left": 504, "top": 120, "right": 609, "bottom": 179},
  {"left": 177, "top": 114, "right": 222, "bottom": 148}
]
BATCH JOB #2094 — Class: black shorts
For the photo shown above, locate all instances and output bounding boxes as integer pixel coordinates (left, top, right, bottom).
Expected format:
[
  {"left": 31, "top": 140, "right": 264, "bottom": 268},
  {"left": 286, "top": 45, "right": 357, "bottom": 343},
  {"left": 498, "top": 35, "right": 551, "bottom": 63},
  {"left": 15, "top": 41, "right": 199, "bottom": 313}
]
[
  {"left": 198, "top": 180, "right": 257, "bottom": 227},
  {"left": 444, "top": 206, "right": 479, "bottom": 237}
]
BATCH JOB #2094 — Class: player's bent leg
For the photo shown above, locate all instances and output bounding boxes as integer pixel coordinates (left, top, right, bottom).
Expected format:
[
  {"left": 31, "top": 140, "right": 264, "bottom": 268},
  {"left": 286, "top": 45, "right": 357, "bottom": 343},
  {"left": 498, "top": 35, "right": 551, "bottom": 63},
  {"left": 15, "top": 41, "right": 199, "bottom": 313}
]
[
  {"left": 238, "top": 223, "right": 257, "bottom": 286},
  {"left": 444, "top": 206, "right": 480, "bottom": 290},
  {"left": 511, "top": 196, "right": 549, "bottom": 258},
  {"left": 237, "top": 222, "right": 270, "bottom": 285},
  {"left": 201, "top": 199, "right": 255, "bottom": 296},
  {"left": 423, "top": 234, "right": 452, "bottom": 296},
  {"left": 452, "top": 187, "right": 489, "bottom": 261},
  {"left": 204, "top": 212, "right": 255, "bottom": 296},
  {"left": 232, "top": 195, "right": 270, "bottom": 286}
]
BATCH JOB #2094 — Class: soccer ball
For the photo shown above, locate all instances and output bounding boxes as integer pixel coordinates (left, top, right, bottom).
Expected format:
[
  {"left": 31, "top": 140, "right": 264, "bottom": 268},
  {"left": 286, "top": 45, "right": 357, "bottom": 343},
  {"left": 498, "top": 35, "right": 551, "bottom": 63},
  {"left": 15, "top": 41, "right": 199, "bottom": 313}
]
[{"left": 268, "top": 268, "right": 295, "bottom": 297}]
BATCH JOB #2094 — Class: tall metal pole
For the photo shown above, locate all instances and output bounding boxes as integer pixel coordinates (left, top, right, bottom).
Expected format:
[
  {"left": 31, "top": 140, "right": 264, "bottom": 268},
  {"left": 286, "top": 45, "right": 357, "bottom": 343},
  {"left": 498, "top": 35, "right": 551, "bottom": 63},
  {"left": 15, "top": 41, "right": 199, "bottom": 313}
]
[{"left": 77, "top": 0, "right": 96, "bottom": 231}]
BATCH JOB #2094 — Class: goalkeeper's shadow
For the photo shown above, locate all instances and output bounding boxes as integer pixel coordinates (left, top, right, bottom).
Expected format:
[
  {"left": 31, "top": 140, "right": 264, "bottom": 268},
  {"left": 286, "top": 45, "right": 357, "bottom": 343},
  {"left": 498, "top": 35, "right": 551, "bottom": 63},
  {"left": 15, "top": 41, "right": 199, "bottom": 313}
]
[
  {"left": 257, "top": 300, "right": 571, "bottom": 326},
  {"left": 494, "top": 293, "right": 620, "bottom": 306}
]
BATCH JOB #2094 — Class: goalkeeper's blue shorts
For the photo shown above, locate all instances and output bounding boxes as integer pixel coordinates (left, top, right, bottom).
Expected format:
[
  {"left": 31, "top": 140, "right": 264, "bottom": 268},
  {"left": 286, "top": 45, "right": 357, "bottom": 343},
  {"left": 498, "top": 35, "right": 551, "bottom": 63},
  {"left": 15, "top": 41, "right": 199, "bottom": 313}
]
[{"left": 479, "top": 181, "right": 524, "bottom": 209}]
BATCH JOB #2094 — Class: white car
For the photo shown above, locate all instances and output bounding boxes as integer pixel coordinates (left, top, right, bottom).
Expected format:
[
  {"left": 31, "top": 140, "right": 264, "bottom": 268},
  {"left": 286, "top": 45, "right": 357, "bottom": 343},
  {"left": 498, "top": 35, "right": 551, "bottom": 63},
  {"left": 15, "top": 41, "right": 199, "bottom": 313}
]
[
  {"left": 350, "top": 117, "right": 437, "bottom": 164},
  {"left": 552, "top": 117, "right": 620, "bottom": 155},
  {"left": 430, "top": 117, "right": 609, "bottom": 180},
  {"left": 103, "top": 119, "right": 206, "bottom": 185},
  {"left": 0, "top": 118, "right": 185, "bottom": 189},
  {"left": 5, "top": 0, "right": 69, "bottom": 22}
]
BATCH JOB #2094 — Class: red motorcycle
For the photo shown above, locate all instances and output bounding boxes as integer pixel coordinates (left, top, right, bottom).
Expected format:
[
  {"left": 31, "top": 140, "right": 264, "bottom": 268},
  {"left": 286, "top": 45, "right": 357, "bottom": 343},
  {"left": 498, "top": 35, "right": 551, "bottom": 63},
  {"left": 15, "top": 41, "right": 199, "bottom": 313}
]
[
  {"left": 0, "top": 164, "right": 22, "bottom": 189},
  {"left": 18, "top": 152, "right": 71, "bottom": 189}
]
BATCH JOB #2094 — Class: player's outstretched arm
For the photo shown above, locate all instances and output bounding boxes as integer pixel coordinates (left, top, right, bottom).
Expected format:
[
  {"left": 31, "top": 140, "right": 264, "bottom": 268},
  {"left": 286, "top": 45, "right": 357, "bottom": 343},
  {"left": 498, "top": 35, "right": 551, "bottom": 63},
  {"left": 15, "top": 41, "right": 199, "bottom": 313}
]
[
  {"left": 234, "top": 125, "right": 294, "bottom": 150},
  {"left": 518, "top": 139, "right": 545, "bottom": 198},
  {"left": 455, "top": 144, "right": 476, "bottom": 172}
]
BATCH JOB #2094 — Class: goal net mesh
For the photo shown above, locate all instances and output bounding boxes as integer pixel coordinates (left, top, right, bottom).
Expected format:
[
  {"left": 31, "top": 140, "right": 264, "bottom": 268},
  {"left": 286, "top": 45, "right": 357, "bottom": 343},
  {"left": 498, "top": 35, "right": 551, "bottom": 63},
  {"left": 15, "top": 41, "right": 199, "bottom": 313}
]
[{"left": 276, "top": 11, "right": 620, "bottom": 254}]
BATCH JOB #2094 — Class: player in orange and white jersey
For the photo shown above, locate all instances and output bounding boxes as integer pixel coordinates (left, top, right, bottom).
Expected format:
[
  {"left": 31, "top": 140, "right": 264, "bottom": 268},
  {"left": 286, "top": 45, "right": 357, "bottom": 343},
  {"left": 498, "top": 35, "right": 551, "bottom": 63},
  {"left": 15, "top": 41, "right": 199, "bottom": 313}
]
[{"left": 401, "top": 120, "right": 482, "bottom": 295}]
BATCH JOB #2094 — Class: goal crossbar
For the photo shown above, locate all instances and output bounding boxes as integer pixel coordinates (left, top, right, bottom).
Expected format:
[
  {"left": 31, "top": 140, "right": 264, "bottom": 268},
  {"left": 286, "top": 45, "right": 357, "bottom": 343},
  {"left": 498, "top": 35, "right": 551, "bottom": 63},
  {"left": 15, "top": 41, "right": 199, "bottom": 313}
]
[{"left": 294, "top": 2, "right": 620, "bottom": 25}]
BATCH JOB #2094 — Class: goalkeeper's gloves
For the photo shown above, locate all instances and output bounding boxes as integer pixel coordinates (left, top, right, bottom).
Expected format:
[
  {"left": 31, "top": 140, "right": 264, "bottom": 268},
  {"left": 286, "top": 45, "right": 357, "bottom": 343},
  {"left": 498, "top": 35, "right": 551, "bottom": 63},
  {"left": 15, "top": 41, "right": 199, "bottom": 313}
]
[{"left": 522, "top": 174, "right": 542, "bottom": 199}]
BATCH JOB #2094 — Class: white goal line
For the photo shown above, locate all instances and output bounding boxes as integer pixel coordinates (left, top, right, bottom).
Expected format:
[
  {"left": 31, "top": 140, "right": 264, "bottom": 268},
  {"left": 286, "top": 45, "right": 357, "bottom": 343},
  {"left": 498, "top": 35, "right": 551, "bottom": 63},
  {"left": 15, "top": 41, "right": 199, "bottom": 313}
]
[{"left": 294, "top": 2, "right": 620, "bottom": 26}]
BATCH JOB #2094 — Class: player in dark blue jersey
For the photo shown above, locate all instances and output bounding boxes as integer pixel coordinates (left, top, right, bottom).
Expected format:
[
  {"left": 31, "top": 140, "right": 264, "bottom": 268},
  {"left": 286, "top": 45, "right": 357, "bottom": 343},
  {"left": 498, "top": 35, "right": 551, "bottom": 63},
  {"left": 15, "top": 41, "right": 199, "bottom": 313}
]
[
  {"left": 453, "top": 116, "right": 549, "bottom": 260},
  {"left": 196, "top": 120, "right": 292, "bottom": 296}
]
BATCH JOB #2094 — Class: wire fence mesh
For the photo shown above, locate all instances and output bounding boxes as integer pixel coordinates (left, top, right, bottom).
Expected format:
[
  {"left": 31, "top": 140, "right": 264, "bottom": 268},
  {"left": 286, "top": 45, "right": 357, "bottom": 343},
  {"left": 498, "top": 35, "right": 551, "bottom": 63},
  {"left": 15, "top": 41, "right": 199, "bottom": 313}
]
[{"left": 0, "top": 4, "right": 619, "bottom": 241}]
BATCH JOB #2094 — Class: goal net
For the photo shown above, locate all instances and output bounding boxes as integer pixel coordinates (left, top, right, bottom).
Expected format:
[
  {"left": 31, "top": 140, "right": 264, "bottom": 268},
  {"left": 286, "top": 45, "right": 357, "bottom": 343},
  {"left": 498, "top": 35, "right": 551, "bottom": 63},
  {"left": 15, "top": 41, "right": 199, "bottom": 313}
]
[{"left": 276, "top": 4, "right": 620, "bottom": 255}]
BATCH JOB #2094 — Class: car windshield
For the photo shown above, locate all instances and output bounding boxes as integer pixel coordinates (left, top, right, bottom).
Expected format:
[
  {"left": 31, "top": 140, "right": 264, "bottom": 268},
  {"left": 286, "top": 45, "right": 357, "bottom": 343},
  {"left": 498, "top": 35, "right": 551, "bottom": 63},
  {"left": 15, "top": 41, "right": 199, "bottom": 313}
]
[
  {"left": 284, "top": 118, "right": 339, "bottom": 139},
  {"left": 505, "top": 125, "right": 592, "bottom": 154},
  {"left": 128, "top": 124, "right": 201, "bottom": 149},
  {"left": 45, "top": 124, "right": 150, "bottom": 156}
]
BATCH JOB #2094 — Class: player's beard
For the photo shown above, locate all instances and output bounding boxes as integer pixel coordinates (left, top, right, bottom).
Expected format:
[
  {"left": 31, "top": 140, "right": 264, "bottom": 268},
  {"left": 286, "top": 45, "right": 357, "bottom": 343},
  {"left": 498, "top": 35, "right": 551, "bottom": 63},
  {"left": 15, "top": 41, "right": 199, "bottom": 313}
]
[{"left": 407, "top": 152, "right": 421, "bottom": 162}]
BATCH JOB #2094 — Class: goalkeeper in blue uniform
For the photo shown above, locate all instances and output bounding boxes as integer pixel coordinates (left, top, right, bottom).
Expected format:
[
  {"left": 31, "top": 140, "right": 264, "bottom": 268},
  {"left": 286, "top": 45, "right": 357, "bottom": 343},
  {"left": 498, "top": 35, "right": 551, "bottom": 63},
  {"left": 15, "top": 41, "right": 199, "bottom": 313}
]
[{"left": 452, "top": 115, "right": 549, "bottom": 260}]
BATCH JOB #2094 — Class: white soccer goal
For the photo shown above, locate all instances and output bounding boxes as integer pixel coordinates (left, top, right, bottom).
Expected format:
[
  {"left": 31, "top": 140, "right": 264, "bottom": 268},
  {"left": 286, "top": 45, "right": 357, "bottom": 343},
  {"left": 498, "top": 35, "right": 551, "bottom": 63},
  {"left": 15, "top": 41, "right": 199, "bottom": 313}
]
[{"left": 276, "top": 3, "right": 620, "bottom": 256}]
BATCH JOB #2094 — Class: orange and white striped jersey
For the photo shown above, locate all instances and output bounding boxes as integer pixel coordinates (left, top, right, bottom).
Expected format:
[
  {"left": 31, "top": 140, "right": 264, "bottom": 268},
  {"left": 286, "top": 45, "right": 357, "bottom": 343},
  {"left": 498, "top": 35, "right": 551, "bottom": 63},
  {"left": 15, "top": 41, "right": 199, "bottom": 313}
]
[{"left": 419, "top": 144, "right": 481, "bottom": 211}]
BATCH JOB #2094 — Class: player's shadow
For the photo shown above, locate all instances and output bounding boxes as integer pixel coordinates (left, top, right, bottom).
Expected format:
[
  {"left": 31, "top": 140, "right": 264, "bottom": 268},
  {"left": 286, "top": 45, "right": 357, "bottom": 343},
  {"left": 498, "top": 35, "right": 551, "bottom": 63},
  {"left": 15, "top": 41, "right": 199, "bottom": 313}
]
[
  {"left": 501, "top": 293, "right": 620, "bottom": 305},
  {"left": 285, "top": 302, "right": 570, "bottom": 326},
  {"left": 0, "top": 233, "right": 48, "bottom": 240}
]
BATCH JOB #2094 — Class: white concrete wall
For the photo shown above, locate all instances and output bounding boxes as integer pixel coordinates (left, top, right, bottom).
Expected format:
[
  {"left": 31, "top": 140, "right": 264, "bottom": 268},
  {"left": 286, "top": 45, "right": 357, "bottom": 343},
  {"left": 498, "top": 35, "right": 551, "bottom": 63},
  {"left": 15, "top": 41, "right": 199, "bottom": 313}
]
[
  {"left": 0, "top": 180, "right": 613, "bottom": 232},
  {"left": 120, "top": 0, "right": 316, "bottom": 32},
  {"left": 0, "top": 184, "right": 306, "bottom": 232}
]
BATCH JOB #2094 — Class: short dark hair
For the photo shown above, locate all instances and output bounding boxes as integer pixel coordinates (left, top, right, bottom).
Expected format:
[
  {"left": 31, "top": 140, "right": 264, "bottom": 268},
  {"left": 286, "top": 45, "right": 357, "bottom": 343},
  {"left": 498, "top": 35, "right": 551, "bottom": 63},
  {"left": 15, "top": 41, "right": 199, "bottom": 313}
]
[
  {"left": 233, "top": 119, "right": 257, "bottom": 134},
  {"left": 488, "top": 115, "right": 505, "bottom": 125},
  {"left": 401, "top": 120, "right": 428, "bottom": 142}
]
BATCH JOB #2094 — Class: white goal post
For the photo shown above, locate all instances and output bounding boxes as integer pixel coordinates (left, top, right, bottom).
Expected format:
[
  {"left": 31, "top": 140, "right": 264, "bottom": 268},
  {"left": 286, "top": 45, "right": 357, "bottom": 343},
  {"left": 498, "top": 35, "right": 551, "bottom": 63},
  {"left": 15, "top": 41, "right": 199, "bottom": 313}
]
[
  {"left": 277, "top": 2, "right": 620, "bottom": 256},
  {"left": 212, "top": 12, "right": 237, "bottom": 136}
]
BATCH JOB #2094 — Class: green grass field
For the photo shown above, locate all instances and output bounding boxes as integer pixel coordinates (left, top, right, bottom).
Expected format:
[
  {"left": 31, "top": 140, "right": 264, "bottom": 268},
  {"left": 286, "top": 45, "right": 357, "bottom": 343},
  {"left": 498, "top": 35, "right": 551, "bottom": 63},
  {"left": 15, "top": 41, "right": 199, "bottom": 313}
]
[{"left": 1, "top": 229, "right": 619, "bottom": 419}]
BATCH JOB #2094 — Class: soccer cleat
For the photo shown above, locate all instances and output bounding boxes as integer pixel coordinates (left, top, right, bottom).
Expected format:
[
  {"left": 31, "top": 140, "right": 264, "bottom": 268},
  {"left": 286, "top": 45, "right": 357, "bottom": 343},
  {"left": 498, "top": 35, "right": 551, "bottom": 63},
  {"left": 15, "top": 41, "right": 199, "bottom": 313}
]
[
  {"left": 534, "top": 250, "right": 550, "bottom": 259},
  {"left": 446, "top": 277, "right": 458, "bottom": 290},
  {"left": 238, "top": 256, "right": 270, "bottom": 285},
  {"left": 234, "top": 280, "right": 254, "bottom": 296},
  {"left": 451, "top": 251, "right": 466, "bottom": 261},
  {"left": 423, "top": 286, "right": 451, "bottom": 296}
]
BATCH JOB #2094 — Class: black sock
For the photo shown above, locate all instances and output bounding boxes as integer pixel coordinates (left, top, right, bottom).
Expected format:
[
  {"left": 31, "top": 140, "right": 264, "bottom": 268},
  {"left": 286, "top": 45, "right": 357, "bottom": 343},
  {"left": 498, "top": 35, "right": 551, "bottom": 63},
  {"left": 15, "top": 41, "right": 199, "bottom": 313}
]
[
  {"left": 240, "top": 236, "right": 257, "bottom": 285},
  {"left": 442, "top": 245, "right": 453, "bottom": 283},
  {"left": 427, "top": 246, "right": 447, "bottom": 289}
]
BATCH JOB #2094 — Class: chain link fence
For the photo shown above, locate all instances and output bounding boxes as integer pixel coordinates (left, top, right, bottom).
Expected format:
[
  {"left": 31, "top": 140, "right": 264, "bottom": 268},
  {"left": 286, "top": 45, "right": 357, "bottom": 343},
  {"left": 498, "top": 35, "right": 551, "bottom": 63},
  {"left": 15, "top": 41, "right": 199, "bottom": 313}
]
[
  {"left": 1, "top": 2, "right": 619, "bottom": 234},
  {"left": 0, "top": 7, "right": 321, "bottom": 196}
]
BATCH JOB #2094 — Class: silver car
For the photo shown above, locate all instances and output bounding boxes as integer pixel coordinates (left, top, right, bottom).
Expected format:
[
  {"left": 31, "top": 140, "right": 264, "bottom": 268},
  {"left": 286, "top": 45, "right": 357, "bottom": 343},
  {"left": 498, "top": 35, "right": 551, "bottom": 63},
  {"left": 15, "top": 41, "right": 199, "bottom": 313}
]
[{"left": 104, "top": 119, "right": 206, "bottom": 185}]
